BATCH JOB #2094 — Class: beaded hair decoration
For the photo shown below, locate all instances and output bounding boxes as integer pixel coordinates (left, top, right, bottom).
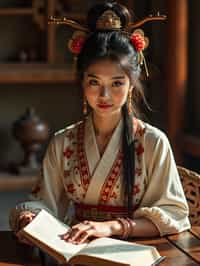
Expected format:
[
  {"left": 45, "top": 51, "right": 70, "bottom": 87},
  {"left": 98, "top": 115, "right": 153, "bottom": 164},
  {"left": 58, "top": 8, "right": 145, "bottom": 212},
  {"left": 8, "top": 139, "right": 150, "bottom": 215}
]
[{"left": 48, "top": 9, "right": 166, "bottom": 77}]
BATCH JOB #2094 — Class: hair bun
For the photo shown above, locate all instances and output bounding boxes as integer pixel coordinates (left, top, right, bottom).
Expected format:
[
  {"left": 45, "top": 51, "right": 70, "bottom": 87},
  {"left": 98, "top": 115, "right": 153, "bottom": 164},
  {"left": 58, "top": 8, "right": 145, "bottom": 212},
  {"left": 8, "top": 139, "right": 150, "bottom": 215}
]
[
  {"left": 87, "top": 2, "right": 131, "bottom": 31},
  {"left": 107, "top": 0, "right": 117, "bottom": 4}
]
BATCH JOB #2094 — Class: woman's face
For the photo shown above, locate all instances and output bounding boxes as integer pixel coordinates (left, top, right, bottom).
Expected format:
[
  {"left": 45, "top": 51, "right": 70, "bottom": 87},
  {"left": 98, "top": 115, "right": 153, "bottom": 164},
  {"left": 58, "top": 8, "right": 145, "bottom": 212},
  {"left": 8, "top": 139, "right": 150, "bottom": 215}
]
[{"left": 82, "top": 59, "right": 133, "bottom": 118}]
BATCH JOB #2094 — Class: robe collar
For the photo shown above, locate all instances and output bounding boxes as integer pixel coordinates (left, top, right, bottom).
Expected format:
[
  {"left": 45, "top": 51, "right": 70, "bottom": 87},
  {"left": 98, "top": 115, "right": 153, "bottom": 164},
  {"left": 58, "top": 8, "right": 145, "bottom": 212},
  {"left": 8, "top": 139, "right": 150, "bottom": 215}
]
[{"left": 83, "top": 114, "right": 123, "bottom": 204}]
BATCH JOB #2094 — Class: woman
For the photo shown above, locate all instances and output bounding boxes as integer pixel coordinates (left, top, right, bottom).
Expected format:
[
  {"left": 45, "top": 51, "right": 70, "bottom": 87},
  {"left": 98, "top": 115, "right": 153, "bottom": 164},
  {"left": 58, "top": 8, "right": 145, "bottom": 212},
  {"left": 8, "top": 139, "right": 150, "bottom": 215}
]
[{"left": 10, "top": 1, "right": 190, "bottom": 244}]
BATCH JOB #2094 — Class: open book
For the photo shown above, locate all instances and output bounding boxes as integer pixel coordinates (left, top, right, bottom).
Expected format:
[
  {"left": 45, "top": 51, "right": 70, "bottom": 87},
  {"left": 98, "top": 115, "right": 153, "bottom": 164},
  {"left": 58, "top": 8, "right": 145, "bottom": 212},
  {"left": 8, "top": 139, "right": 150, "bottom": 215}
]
[{"left": 18, "top": 209, "right": 164, "bottom": 266}]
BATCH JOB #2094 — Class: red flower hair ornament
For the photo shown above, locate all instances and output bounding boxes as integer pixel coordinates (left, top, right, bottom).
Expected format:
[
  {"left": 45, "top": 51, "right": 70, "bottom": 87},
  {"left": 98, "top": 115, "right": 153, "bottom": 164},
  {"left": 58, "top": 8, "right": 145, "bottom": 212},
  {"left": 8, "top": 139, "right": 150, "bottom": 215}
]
[
  {"left": 130, "top": 29, "right": 149, "bottom": 76},
  {"left": 68, "top": 29, "right": 150, "bottom": 76},
  {"left": 68, "top": 29, "right": 149, "bottom": 76},
  {"left": 68, "top": 31, "right": 87, "bottom": 55}
]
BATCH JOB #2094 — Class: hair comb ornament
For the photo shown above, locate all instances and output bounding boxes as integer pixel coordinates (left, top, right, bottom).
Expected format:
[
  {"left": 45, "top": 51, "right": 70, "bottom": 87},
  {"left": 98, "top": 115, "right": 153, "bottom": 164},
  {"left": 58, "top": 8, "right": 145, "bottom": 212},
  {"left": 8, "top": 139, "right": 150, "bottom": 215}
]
[
  {"left": 96, "top": 10, "right": 121, "bottom": 30},
  {"left": 126, "top": 12, "right": 166, "bottom": 31},
  {"left": 48, "top": 16, "right": 89, "bottom": 33},
  {"left": 48, "top": 12, "right": 166, "bottom": 32}
]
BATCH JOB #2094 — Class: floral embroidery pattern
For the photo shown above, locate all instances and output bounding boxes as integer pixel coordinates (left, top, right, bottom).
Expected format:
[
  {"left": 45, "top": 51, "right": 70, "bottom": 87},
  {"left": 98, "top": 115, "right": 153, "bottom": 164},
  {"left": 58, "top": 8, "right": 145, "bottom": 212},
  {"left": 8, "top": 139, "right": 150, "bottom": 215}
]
[
  {"left": 110, "top": 191, "right": 117, "bottom": 199},
  {"left": 135, "top": 167, "right": 142, "bottom": 176},
  {"left": 77, "top": 122, "right": 90, "bottom": 192},
  {"left": 133, "top": 184, "right": 140, "bottom": 195},
  {"left": 61, "top": 118, "right": 146, "bottom": 206},
  {"left": 135, "top": 143, "right": 144, "bottom": 156},
  {"left": 131, "top": 118, "right": 146, "bottom": 203},
  {"left": 134, "top": 119, "right": 145, "bottom": 166},
  {"left": 63, "top": 147, "right": 74, "bottom": 159},
  {"left": 99, "top": 150, "right": 123, "bottom": 204},
  {"left": 63, "top": 126, "right": 80, "bottom": 201},
  {"left": 67, "top": 183, "right": 76, "bottom": 194},
  {"left": 82, "top": 177, "right": 90, "bottom": 187}
]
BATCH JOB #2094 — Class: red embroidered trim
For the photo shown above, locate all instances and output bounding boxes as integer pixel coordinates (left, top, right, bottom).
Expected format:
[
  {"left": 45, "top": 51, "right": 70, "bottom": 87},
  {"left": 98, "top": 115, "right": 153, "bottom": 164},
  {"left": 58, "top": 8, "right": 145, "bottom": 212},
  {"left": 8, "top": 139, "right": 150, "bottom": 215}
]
[
  {"left": 77, "top": 122, "right": 90, "bottom": 193},
  {"left": 99, "top": 150, "right": 123, "bottom": 204},
  {"left": 135, "top": 168, "right": 142, "bottom": 176},
  {"left": 133, "top": 184, "right": 140, "bottom": 195},
  {"left": 135, "top": 143, "right": 144, "bottom": 156},
  {"left": 63, "top": 147, "right": 74, "bottom": 159},
  {"left": 133, "top": 118, "right": 145, "bottom": 164}
]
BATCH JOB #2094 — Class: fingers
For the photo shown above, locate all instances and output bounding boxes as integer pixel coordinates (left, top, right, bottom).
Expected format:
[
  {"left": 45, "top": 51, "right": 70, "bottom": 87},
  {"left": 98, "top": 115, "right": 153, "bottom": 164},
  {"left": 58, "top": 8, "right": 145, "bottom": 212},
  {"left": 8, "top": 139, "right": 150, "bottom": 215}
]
[
  {"left": 19, "top": 211, "right": 36, "bottom": 221},
  {"left": 77, "top": 228, "right": 95, "bottom": 244},
  {"left": 62, "top": 221, "right": 94, "bottom": 244},
  {"left": 16, "top": 211, "right": 36, "bottom": 246},
  {"left": 18, "top": 211, "right": 36, "bottom": 229}
]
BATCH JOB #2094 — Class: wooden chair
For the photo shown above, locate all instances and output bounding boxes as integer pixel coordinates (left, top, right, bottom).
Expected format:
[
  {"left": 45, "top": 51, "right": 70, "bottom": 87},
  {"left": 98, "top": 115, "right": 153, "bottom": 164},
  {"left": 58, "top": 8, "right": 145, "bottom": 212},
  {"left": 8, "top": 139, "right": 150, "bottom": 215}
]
[{"left": 177, "top": 166, "right": 200, "bottom": 225}]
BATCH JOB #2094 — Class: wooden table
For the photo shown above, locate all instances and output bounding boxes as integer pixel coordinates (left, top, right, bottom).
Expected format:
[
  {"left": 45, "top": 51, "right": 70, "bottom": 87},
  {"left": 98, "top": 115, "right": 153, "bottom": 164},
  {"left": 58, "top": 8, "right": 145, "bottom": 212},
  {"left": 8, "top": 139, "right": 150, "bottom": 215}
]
[{"left": 0, "top": 227, "right": 199, "bottom": 266}]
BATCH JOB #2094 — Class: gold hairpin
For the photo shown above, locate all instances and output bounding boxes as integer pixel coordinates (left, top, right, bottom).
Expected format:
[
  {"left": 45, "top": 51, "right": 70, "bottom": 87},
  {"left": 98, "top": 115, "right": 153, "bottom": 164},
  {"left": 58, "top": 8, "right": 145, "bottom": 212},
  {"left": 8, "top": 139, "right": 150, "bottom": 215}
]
[
  {"left": 48, "top": 13, "right": 166, "bottom": 33},
  {"left": 127, "top": 13, "right": 167, "bottom": 31},
  {"left": 48, "top": 16, "right": 89, "bottom": 33}
]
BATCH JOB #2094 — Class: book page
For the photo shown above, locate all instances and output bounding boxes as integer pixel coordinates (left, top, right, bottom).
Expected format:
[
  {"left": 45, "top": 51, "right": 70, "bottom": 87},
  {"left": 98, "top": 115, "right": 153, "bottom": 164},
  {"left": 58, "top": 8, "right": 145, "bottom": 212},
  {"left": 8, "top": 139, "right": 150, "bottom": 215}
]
[
  {"left": 20, "top": 209, "right": 86, "bottom": 261},
  {"left": 73, "top": 237, "right": 161, "bottom": 266}
]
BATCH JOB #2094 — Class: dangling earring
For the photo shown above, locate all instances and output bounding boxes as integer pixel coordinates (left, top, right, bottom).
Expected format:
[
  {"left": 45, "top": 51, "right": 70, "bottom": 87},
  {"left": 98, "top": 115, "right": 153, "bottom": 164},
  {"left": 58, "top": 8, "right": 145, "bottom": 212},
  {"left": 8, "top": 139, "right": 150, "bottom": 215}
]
[
  {"left": 127, "top": 90, "right": 132, "bottom": 115},
  {"left": 83, "top": 97, "right": 87, "bottom": 115}
]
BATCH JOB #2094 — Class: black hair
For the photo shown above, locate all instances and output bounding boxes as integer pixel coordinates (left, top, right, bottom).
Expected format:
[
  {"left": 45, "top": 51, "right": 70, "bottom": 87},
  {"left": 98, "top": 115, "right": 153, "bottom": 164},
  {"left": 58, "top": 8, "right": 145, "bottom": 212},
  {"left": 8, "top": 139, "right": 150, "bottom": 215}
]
[{"left": 77, "top": 1, "right": 146, "bottom": 218}]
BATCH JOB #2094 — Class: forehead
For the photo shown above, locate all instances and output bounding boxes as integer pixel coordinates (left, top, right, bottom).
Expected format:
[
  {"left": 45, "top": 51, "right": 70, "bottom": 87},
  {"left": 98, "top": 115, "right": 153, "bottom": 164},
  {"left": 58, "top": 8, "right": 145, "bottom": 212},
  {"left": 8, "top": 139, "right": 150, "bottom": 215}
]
[{"left": 84, "top": 59, "right": 127, "bottom": 78}]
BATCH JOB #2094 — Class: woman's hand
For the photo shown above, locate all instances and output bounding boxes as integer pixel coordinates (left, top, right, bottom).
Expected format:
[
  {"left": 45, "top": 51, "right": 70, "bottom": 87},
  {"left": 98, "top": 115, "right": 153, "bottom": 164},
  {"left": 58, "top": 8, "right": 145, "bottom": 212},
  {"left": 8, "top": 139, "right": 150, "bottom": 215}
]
[
  {"left": 16, "top": 211, "right": 36, "bottom": 245},
  {"left": 18, "top": 211, "right": 36, "bottom": 229},
  {"left": 61, "top": 220, "right": 123, "bottom": 244}
]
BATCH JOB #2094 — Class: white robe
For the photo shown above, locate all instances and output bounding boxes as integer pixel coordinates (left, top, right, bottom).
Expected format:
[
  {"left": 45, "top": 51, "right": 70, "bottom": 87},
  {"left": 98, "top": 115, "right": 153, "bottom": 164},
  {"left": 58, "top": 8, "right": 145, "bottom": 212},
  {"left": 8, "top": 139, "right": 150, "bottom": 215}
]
[{"left": 10, "top": 115, "right": 191, "bottom": 236}]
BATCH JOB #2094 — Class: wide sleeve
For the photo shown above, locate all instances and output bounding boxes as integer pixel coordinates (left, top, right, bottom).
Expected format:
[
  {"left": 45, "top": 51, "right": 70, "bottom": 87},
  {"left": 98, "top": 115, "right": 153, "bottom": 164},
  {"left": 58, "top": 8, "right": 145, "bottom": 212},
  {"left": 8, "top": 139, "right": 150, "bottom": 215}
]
[
  {"left": 134, "top": 132, "right": 191, "bottom": 236},
  {"left": 9, "top": 134, "right": 70, "bottom": 232}
]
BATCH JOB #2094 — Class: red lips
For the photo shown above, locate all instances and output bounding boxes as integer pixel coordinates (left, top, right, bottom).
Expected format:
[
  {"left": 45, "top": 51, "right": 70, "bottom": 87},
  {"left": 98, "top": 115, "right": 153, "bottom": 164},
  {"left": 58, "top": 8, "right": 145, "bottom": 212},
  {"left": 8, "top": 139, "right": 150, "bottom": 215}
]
[{"left": 97, "top": 103, "right": 113, "bottom": 109}]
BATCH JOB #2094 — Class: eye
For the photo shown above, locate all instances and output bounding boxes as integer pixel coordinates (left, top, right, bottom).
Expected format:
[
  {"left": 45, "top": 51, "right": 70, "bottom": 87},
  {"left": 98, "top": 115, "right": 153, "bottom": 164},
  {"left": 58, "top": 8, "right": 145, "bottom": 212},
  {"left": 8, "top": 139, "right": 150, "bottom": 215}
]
[
  {"left": 112, "top": 80, "right": 124, "bottom": 87},
  {"left": 88, "top": 79, "right": 99, "bottom": 86}
]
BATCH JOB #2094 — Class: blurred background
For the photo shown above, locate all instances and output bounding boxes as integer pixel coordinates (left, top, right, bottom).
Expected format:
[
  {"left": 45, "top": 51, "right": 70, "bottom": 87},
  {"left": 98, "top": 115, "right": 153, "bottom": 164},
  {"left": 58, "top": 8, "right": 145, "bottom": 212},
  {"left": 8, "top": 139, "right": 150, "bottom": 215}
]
[{"left": 0, "top": 0, "right": 199, "bottom": 229}]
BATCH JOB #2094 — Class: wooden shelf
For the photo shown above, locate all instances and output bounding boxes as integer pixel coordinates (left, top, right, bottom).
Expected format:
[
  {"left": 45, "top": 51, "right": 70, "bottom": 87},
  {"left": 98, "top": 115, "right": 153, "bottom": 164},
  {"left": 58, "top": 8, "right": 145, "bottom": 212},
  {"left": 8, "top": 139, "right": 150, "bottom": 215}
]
[
  {"left": 0, "top": 64, "right": 76, "bottom": 84},
  {"left": 0, "top": 8, "right": 33, "bottom": 16},
  {"left": 181, "top": 134, "right": 200, "bottom": 157},
  {"left": 0, "top": 1, "right": 135, "bottom": 86},
  {"left": 0, "top": 173, "right": 38, "bottom": 191}
]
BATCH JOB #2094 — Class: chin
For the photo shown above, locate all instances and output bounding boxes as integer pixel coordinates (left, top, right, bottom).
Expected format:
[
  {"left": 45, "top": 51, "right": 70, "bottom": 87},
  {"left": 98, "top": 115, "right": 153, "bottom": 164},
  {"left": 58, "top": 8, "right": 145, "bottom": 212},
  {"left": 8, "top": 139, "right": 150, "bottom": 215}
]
[{"left": 94, "top": 108, "right": 121, "bottom": 117}]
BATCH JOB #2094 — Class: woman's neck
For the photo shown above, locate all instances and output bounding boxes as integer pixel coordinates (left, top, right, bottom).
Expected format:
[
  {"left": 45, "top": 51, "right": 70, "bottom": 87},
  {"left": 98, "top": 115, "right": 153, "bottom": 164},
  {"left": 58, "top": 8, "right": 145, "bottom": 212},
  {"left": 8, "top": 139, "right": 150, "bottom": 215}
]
[{"left": 92, "top": 112, "right": 121, "bottom": 137}]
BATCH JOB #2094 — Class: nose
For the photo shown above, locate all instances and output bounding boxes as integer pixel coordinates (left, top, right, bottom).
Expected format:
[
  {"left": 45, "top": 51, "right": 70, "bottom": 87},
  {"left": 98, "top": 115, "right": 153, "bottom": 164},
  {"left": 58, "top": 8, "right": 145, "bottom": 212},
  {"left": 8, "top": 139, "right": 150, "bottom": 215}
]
[{"left": 100, "top": 86, "right": 109, "bottom": 98}]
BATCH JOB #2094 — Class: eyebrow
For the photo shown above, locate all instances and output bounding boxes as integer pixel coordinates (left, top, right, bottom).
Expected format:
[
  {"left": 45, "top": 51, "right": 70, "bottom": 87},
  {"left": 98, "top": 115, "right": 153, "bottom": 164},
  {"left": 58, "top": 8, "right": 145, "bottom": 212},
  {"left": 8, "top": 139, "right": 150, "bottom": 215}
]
[{"left": 87, "top": 74, "right": 126, "bottom": 80}]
